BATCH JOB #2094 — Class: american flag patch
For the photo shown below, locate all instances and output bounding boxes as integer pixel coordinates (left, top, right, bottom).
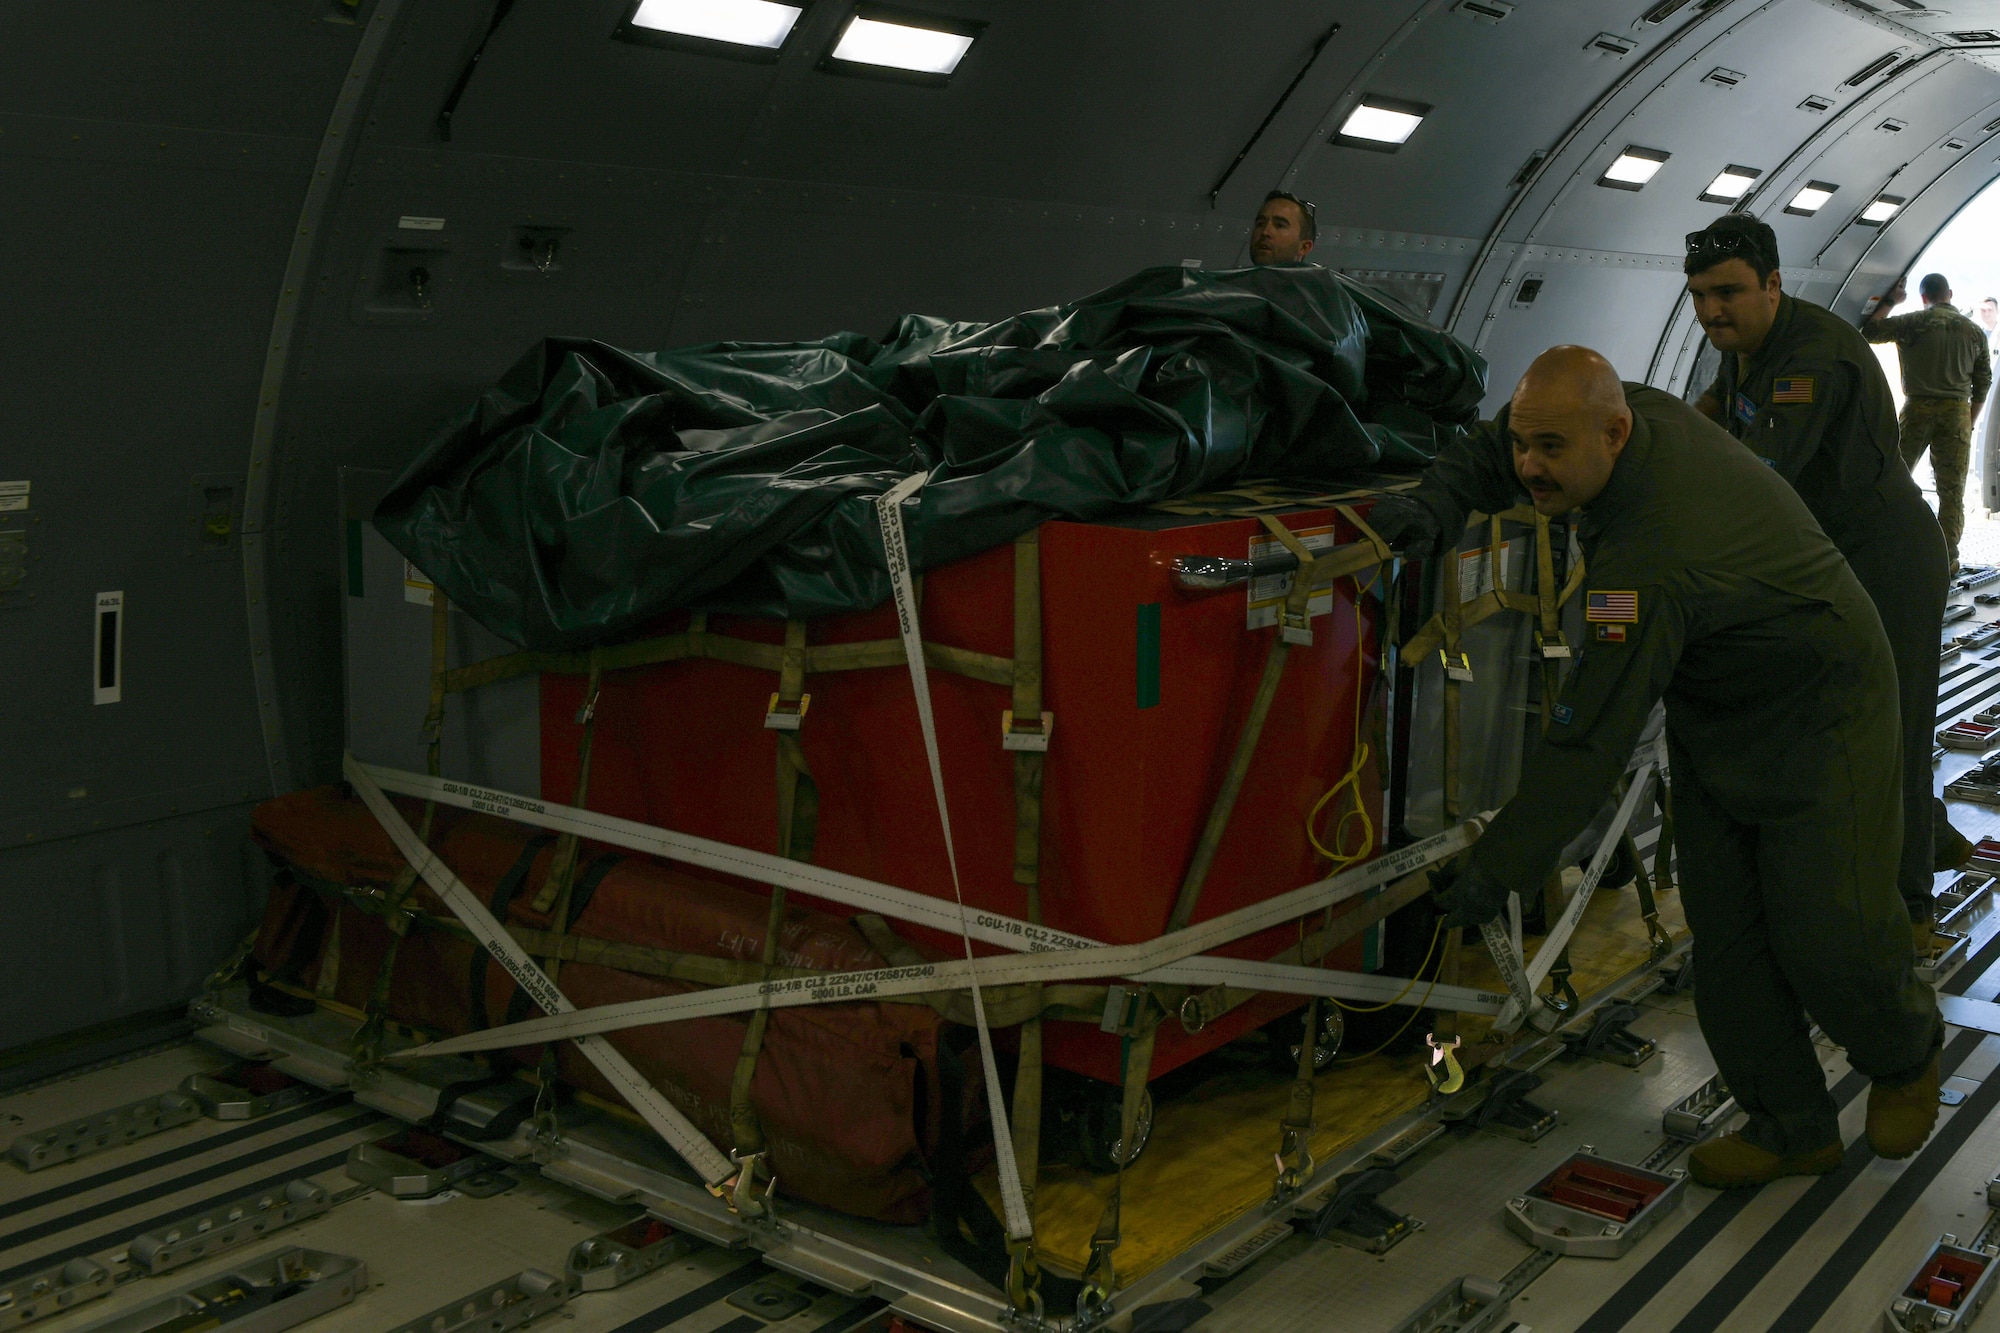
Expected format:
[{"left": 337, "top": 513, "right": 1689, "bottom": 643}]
[
  {"left": 1771, "top": 376, "right": 1815, "bottom": 404},
  {"left": 1585, "top": 590, "right": 1639, "bottom": 623}
]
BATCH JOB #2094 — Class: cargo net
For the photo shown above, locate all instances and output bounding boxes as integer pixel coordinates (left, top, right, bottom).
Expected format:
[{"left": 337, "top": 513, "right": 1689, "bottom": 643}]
[{"left": 244, "top": 497, "right": 1677, "bottom": 1319}]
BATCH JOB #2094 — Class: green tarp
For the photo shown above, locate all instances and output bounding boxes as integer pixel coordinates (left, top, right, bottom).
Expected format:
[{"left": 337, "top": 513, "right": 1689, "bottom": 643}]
[{"left": 376, "top": 263, "right": 1485, "bottom": 649}]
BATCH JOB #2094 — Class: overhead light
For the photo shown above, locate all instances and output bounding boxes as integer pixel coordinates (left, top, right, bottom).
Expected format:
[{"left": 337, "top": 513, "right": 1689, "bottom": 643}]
[
  {"left": 1335, "top": 97, "right": 1431, "bottom": 151},
  {"left": 1785, "top": 181, "right": 1839, "bottom": 215},
  {"left": 1860, "top": 194, "right": 1905, "bottom": 224},
  {"left": 1699, "top": 164, "right": 1761, "bottom": 203},
  {"left": 623, "top": 0, "right": 803, "bottom": 55},
  {"left": 823, "top": 8, "right": 984, "bottom": 81},
  {"left": 1599, "top": 145, "right": 1670, "bottom": 190}
]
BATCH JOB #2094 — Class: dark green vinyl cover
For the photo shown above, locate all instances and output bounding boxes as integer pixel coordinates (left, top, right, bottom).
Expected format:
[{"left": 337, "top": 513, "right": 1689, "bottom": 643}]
[{"left": 375, "top": 263, "right": 1485, "bottom": 649}]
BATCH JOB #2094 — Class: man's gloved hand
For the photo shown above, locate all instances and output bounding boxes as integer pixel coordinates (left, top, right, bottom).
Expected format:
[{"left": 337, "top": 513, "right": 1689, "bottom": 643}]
[
  {"left": 1429, "top": 859, "right": 1511, "bottom": 930},
  {"left": 1363, "top": 494, "right": 1444, "bottom": 560}
]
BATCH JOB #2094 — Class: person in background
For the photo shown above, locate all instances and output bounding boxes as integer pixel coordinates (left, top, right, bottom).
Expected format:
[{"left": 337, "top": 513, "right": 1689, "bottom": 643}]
[
  {"left": 1866, "top": 273, "right": 1991, "bottom": 571},
  {"left": 1678, "top": 214, "right": 1966, "bottom": 925},
  {"left": 1249, "top": 191, "right": 1316, "bottom": 266}
]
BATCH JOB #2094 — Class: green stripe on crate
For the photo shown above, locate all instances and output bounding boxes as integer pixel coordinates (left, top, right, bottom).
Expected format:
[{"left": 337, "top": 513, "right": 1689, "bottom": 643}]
[
  {"left": 1136, "top": 602, "right": 1161, "bottom": 709},
  {"left": 345, "top": 519, "right": 365, "bottom": 598}
]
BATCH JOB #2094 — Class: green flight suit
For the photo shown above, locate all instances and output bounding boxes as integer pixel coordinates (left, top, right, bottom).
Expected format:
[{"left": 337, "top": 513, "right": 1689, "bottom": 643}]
[
  {"left": 1410, "top": 383, "right": 1940, "bottom": 1156},
  {"left": 1707, "top": 293, "right": 1947, "bottom": 918}
]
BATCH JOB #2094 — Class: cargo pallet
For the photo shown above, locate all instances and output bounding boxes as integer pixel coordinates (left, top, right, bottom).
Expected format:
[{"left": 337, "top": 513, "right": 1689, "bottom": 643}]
[{"left": 190, "top": 923, "right": 1683, "bottom": 1333}]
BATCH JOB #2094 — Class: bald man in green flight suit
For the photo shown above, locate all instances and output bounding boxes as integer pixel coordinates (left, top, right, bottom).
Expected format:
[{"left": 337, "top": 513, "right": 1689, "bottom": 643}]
[{"left": 1367, "top": 346, "right": 1942, "bottom": 1188}]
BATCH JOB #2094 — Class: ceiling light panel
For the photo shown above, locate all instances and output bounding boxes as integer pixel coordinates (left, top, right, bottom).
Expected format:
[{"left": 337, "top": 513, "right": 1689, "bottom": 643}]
[
  {"left": 1599, "top": 146, "right": 1670, "bottom": 190},
  {"left": 628, "top": 0, "right": 803, "bottom": 50},
  {"left": 1861, "top": 194, "right": 1904, "bottom": 223},
  {"left": 830, "top": 14, "right": 977, "bottom": 75},
  {"left": 1699, "top": 165, "right": 1761, "bottom": 202},
  {"left": 1785, "top": 181, "right": 1838, "bottom": 215},
  {"left": 1334, "top": 97, "right": 1431, "bottom": 152}
]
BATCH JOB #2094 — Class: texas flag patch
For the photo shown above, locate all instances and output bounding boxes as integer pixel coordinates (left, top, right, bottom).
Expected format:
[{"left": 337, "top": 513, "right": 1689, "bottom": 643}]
[
  {"left": 1585, "top": 590, "right": 1639, "bottom": 623},
  {"left": 1771, "top": 376, "right": 1815, "bottom": 404},
  {"left": 1595, "top": 624, "right": 1628, "bottom": 642}
]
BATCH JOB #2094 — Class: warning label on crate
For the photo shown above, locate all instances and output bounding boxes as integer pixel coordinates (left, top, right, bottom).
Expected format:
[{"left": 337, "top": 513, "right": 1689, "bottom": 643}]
[
  {"left": 404, "top": 559, "right": 436, "bottom": 606},
  {"left": 1246, "top": 524, "right": 1338, "bottom": 629},
  {"left": 1458, "top": 540, "right": 1520, "bottom": 603}
]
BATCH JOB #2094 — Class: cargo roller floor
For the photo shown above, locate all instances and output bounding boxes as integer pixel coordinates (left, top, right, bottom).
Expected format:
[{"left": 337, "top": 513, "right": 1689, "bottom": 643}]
[{"left": 974, "top": 872, "right": 1691, "bottom": 1282}]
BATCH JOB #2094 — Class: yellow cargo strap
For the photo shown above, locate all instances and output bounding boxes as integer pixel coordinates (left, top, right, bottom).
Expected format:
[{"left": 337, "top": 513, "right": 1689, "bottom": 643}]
[
  {"left": 1077, "top": 1024, "right": 1158, "bottom": 1323},
  {"left": 530, "top": 649, "right": 605, "bottom": 923},
  {"left": 1004, "top": 530, "right": 1048, "bottom": 1316},
  {"left": 727, "top": 619, "right": 815, "bottom": 1194},
  {"left": 1429, "top": 534, "right": 1469, "bottom": 1079},
  {"left": 1164, "top": 513, "right": 1390, "bottom": 935},
  {"left": 352, "top": 589, "right": 450, "bottom": 1065},
  {"left": 1272, "top": 996, "right": 1322, "bottom": 1201}
]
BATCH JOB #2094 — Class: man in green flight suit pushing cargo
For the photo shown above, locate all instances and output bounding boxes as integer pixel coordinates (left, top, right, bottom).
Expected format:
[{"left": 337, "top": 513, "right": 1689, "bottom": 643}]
[{"left": 1367, "top": 346, "right": 1943, "bottom": 1188}]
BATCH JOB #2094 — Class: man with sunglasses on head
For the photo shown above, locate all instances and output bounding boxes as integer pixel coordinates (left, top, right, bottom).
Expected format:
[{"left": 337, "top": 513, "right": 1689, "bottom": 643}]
[
  {"left": 1250, "top": 190, "right": 1316, "bottom": 266},
  {"left": 1682, "top": 212, "right": 1966, "bottom": 929}
]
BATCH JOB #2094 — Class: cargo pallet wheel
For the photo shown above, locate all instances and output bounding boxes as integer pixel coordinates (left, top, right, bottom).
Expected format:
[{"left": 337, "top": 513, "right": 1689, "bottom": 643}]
[
  {"left": 1264, "top": 1004, "right": 1346, "bottom": 1076},
  {"left": 1075, "top": 1084, "right": 1155, "bottom": 1173}
]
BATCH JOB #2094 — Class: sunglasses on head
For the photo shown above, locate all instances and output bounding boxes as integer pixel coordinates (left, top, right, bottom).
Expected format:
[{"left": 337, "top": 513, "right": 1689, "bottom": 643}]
[
  {"left": 1685, "top": 229, "right": 1761, "bottom": 260},
  {"left": 1264, "top": 191, "right": 1317, "bottom": 217}
]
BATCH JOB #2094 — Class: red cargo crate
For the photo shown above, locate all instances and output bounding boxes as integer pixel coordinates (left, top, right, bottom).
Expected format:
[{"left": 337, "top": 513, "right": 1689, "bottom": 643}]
[{"left": 542, "top": 505, "right": 1384, "bottom": 1085}]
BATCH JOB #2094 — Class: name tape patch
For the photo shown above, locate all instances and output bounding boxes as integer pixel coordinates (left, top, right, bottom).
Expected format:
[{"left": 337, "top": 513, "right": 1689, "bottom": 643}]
[{"left": 1585, "top": 589, "right": 1639, "bottom": 623}]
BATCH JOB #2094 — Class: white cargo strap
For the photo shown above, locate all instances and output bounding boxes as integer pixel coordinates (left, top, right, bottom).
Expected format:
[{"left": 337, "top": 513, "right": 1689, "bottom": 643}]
[
  {"left": 378, "top": 798, "right": 1493, "bottom": 1060},
  {"left": 874, "top": 473, "right": 1033, "bottom": 1244},
  {"left": 341, "top": 752, "right": 736, "bottom": 1188},
  {"left": 1490, "top": 757, "right": 1658, "bottom": 1033},
  {"left": 360, "top": 761, "right": 1477, "bottom": 1000}
]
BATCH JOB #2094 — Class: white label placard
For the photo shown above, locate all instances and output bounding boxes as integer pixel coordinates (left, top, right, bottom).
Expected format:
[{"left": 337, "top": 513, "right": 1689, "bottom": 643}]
[
  {"left": 1246, "top": 524, "right": 1337, "bottom": 629},
  {"left": 403, "top": 560, "right": 436, "bottom": 606},
  {"left": 1458, "top": 539, "right": 1519, "bottom": 603},
  {"left": 94, "top": 591, "right": 124, "bottom": 704},
  {"left": 397, "top": 215, "right": 446, "bottom": 231},
  {"left": 0, "top": 481, "right": 27, "bottom": 513}
]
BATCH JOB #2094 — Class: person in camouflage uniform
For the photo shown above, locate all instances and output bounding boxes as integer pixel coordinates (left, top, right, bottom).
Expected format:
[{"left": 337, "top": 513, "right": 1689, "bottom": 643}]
[{"left": 1866, "top": 272, "right": 1992, "bottom": 571}]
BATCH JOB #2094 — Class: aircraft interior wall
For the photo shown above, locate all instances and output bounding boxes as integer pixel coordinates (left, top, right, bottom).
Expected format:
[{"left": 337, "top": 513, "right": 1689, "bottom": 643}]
[{"left": 7, "top": 0, "right": 2000, "bottom": 1046}]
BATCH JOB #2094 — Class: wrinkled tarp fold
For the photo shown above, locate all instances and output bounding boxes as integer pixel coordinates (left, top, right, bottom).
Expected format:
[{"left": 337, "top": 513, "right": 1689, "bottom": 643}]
[{"left": 375, "top": 264, "right": 1485, "bottom": 649}]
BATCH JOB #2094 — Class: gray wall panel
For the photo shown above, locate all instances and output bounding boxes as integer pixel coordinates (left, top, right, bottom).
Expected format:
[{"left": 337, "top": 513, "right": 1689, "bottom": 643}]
[{"left": 0, "top": 808, "right": 269, "bottom": 1048}]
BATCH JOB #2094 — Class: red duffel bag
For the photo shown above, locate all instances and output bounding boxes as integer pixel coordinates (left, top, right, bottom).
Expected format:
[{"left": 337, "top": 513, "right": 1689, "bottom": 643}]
[{"left": 248, "top": 785, "right": 988, "bottom": 1224}]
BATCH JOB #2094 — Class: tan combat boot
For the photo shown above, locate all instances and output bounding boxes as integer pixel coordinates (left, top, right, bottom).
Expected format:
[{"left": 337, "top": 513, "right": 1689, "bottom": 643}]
[
  {"left": 1936, "top": 822, "right": 1976, "bottom": 873},
  {"left": 1867, "top": 1056, "right": 1941, "bottom": 1159},
  {"left": 1688, "top": 1132, "right": 1842, "bottom": 1189}
]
